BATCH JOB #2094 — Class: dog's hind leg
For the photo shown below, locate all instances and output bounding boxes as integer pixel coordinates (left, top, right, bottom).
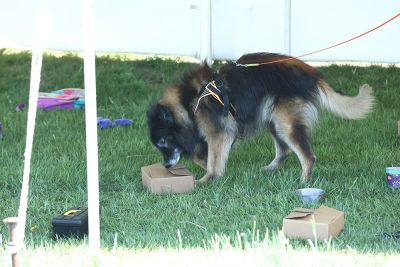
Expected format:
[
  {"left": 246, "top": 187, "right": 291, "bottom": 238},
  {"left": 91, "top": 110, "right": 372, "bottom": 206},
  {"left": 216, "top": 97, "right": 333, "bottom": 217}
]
[
  {"left": 263, "top": 122, "right": 292, "bottom": 171},
  {"left": 197, "top": 133, "right": 235, "bottom": 184},
  {"left": 271, "top": 102, "right": 317, "bottom": 182},
  {"left": 285, "top": 123, "right": 316, "bottom": 182}
]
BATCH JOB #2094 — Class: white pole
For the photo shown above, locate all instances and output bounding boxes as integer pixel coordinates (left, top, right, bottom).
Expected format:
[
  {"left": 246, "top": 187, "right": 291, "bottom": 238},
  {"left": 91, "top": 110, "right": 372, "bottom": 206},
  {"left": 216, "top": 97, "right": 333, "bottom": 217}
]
[
  {"left": 17, "top": 45, "right": 43, "bottom": 250},
  {"left": 83, "top": 0, "right": 101, "bottom": 252},
  {"left": 17, "top": 0, "right": 49, "bottom": 250},
  {"left": 200, "top": 0, "right": 212, "bottom": 65},
  {"left": 284, "top": 0, "right": 292, "bottom": 55}
]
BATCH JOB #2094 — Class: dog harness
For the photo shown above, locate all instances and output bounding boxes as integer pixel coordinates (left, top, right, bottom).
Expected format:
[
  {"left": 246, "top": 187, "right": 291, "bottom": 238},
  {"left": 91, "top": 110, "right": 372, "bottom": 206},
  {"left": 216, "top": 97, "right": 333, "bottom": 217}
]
[{"left": 193, "top": 73, "right": 236, "bottom": 118}]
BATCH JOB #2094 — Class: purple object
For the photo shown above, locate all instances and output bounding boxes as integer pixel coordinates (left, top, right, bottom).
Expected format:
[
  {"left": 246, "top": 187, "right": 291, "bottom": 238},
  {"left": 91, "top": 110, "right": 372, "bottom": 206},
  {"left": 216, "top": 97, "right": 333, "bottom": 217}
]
[
  {"left": 38, "top": 99, "right": 76, "bottom": 110},
  {"left": 37, "top": 89, "right": 85, "bottom": 110},
  {"left": 16, "top": 103, "right": 26, "bottom": 111},
  {"left": 114, "top": 119, "right": 133, "bottom": 126},
  {"left": 97, "top": 118, "right": 113, "bottom": 129},
  {"left": 97, "top": 117, "right": 133, "bottom": 129},
  {"left": 386, "top": 167, "right": 400, "bottom": 188}
]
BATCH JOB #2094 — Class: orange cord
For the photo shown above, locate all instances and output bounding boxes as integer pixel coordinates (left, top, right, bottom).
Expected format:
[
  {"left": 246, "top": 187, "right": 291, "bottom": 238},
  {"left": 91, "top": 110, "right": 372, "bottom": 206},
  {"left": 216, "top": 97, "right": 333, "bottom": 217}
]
[{"left": 240, "top": 11, "right": 400, "bottom": 66}]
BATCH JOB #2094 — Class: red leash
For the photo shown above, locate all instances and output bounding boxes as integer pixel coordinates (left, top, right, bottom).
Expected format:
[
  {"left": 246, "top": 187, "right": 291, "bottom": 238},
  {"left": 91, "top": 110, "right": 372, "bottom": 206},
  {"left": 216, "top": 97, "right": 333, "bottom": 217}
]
[{"left": 240, "top": 11, "right": 400, "bottom": 66}]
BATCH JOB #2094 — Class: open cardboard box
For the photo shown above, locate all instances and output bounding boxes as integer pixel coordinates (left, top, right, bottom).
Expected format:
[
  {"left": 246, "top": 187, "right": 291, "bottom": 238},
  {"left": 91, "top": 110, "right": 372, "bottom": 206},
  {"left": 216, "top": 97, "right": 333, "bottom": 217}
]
[
  {"left": 283, "top": 205, "right": 344, "bottom": 240},
  {"left": 141, "top": 163, "right": 195, "bottom": 194}
]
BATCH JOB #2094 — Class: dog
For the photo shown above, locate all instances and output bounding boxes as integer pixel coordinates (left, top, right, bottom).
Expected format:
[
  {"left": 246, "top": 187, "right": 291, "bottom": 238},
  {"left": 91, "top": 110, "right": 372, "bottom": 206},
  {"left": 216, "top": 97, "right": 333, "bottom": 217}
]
[{"left": 146, "top": 53, "right": 374, "bottom": 184}]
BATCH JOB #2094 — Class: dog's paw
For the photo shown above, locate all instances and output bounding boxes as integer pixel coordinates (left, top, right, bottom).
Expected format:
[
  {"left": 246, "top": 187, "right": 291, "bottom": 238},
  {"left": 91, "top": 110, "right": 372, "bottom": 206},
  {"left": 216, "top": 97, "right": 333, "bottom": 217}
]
[
  {"left": 196, "top": 173, "right": 213, "bottom": 184},
  {"left": 196, "top": 177, "right": 209, "bottom": 185},
  {"left": 195, "top": 179, "right": 206, "bottom": 185},
  {"left": 262, "top": 164, "right": 279, "bottom": 172},
  {"left": 301, "top": 176, "right": 312, "bottom": 183}
]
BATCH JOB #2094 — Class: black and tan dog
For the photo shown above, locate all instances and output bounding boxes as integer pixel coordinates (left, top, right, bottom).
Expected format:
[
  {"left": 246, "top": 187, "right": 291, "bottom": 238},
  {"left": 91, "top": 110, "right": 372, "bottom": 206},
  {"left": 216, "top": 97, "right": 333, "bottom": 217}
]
[{"left": 147, "top": 53, "right": 374, "bottom": 184}]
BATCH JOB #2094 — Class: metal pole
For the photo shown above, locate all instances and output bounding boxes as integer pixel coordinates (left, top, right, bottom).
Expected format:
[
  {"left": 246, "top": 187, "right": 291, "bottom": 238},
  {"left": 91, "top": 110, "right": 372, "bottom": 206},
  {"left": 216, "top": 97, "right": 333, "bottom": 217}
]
[
  {"left": 200, "top": 0, "right": 212, "bottom": 65},
  {"left": 284, "top": 0, "right": 292, "bottom": 55},
  {"left": 3, "top": 217, "right": 20, "bottom": 267}
]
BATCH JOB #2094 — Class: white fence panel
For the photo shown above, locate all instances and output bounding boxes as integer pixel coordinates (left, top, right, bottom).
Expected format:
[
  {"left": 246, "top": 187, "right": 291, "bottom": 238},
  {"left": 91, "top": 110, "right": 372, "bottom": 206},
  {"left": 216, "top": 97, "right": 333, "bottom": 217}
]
[
  {"left": 94, "top": 0, "right": 200, "bottom": 56},
  {"left": 291, "top": 0, "right": 400, "bottom": 62},
  {"left": 0, "top": 0, "right": 399, "bottom": 62},
  {"left": 0, "top": 0, "right": 201, "bottom": 56},
  {"left": 212, "top": 0, "right": 286, "bottom": 60}
]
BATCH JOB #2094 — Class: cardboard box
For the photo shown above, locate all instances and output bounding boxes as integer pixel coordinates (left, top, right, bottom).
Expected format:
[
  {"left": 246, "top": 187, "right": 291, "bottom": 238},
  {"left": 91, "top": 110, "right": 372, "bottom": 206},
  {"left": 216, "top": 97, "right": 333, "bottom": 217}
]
[
  {"left": 283, "top": 205, "right": 344, "bottom": 240},
  {"left": 141, "top": 163, "right": 195, "bottom": 194}
]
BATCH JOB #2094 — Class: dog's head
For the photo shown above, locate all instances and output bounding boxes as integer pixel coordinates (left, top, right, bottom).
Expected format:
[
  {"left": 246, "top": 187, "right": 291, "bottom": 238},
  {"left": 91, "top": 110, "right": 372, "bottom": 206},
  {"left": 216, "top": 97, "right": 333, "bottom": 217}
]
[
  {"left": 147, "top": 104, "right": 196, "bottom": 168},
  {"left": 146, "top": 64, "right": 213, "bottom": 168}
]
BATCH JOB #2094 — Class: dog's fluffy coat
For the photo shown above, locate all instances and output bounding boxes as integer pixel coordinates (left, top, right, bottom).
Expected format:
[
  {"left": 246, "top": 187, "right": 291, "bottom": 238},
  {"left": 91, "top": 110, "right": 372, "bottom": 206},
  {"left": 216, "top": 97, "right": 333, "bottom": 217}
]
[{"left": 147, "top": 53, "right": 374, "bottom": 183}]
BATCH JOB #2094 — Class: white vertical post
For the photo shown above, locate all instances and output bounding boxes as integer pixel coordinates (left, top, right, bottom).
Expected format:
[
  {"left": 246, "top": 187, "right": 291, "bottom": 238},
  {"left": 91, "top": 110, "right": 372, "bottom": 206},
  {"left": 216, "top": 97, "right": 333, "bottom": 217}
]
[
  {"left": 16, "top": 0, "right": 49, "bottom": 252},
  {"left": 17, "top": 47, "right": 43, "bottom": 251},
  {"left": 284, "top": 0, "right": 292, "bottom": 55},
  {"left": 83, "top": 0, "right": 101, "bottom": 252},
  {"left": 200, "top": 0, "right": 212, "bottom": 64}
]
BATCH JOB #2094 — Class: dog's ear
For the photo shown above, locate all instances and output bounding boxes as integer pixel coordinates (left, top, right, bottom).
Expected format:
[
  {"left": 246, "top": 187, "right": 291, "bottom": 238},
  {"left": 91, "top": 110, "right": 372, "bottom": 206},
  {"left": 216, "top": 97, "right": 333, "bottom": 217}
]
[
  {"left": 161, "top": 105, "right": 174, "bottom": 126},
  {"left": 147, "top": 104, "right": 174, "bottom": 126},
  {"left": 201, "top": 60, "right": 212, "bottom": 71},
  {"left": 198, "top": 60, "right": 213, "bottom": 82}
]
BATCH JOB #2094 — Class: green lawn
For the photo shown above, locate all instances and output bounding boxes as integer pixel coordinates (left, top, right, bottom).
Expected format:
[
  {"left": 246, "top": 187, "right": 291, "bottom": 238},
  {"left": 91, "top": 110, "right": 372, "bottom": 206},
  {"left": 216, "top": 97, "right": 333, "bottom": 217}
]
[{"left": 0, "top": 49, "right": 399, "bottom": 260}]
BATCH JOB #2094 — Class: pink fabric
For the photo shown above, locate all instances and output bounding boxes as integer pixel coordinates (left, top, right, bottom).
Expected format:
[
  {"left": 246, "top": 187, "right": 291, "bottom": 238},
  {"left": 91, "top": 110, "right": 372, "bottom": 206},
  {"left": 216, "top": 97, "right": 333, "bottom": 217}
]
[{"left": 38, "top": 89, "right": 85, "bottom": 110}]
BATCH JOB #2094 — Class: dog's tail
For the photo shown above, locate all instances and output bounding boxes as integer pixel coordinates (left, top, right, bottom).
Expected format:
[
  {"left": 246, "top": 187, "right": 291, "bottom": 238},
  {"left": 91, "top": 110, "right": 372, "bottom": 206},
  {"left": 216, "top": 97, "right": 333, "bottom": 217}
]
[{"left": 317, "top": 81, "right": 375, "bottom": 119}]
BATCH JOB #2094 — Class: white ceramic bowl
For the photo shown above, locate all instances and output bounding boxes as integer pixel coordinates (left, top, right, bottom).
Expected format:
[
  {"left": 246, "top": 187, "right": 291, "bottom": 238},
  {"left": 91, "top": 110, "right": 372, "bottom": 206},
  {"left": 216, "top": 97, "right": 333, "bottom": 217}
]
[{"left": 295, "top": 188, "right": 325, "bottom": 204}]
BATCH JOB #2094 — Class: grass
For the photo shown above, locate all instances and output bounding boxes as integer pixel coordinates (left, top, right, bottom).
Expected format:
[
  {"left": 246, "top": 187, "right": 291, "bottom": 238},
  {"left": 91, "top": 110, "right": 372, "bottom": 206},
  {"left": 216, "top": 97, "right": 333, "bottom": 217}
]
[
  {"left": 0, "top": 49, "right": 399, "bottom": 265},
  {"left": 1, "top": 235, "right": 400, "bottom": 267}
]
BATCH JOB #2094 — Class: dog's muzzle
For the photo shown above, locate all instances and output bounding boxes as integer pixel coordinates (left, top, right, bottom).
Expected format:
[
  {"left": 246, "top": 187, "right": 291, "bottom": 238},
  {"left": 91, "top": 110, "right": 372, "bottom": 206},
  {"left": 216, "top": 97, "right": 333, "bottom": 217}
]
[{"left": 164, "top": 148, "right": 181, "bottom": 168}]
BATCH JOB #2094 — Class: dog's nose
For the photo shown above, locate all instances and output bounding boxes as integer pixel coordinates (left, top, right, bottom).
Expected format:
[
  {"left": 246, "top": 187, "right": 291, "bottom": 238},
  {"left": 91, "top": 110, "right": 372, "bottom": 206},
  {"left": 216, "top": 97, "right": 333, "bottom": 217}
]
[{"left": 164, "top": 163, "right": 172, "bottom": 168}]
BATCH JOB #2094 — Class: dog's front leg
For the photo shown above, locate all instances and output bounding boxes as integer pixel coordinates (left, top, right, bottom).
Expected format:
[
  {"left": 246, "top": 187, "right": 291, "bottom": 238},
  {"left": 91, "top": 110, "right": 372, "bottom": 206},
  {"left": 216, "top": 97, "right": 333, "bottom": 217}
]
[
  {"left": 193, "top": 141, "right": 208, "bottom": 170},
  {"left": 193, "top": 156, "right": 207, "bottom": 170},
  {"left": 197, "top": 133, "right": 235, "bottom": 184}
]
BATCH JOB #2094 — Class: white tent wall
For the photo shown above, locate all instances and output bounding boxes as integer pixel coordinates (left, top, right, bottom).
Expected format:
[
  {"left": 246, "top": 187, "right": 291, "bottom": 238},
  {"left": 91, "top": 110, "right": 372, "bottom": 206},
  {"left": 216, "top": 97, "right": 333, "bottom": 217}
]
[
  {"left": 211, "top": 0, "right": 287, "bottom": 60},
  {"left": 290, "top": 0, "right": 400, "bottom": 62},
  {"left": 0, "top": 0, "right": 399, "bottom": 62}
]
